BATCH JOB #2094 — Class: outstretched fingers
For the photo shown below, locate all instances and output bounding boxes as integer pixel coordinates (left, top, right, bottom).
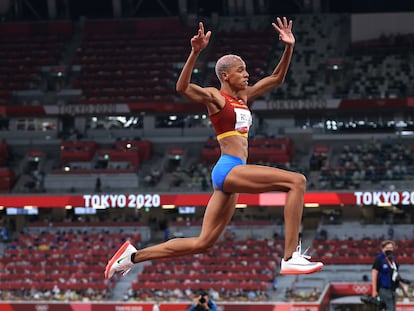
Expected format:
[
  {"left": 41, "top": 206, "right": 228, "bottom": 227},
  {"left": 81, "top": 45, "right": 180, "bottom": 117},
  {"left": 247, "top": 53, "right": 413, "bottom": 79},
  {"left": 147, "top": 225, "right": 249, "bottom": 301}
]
[
  {"left": 287, "top": 18, "right": 293, "bottom": 31},
  {"left": 192, "top": 22, "right": 205, "bottom": 41},
  {"left": 272, "top": 16, "right": 293, "bottom": 33},
  {"left": 199, "top": 22, "right": 212, "bottom": 40},
  {"left": 272, "top": 16, "right": 294, "bottom": 44},
  {"left": 205, "top": 30, "right": 212, "bottom": 41},
  {"left": 191, "top": 22, "right": 212, "bottom": 51},
  {"left": 198, "top": 22, "right": 204, "bottom": 37},
  {"left": 194, "top": 22, "right": 211, "bottom": 41}
]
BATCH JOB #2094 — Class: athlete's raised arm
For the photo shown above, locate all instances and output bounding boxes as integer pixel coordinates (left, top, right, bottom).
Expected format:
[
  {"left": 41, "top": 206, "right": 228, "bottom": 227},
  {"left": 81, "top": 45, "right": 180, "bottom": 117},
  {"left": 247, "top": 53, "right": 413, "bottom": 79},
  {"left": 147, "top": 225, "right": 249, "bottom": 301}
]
[
  {"left": 247, "top": 17, "right": 295, "bottom": 100},
  {"left": 176, "top": 22, "right": 216, "bottom": 105}
]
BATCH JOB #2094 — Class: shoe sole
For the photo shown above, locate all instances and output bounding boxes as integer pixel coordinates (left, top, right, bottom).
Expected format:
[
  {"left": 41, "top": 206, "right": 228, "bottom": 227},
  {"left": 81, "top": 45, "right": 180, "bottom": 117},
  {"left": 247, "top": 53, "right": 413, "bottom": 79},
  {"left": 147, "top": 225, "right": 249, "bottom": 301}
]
[
  {"left": 280, "top": 264, "right": 324, "bottom": 275},
  {"left": 104, "top": 240, "right": 132, "bottom": 279}
]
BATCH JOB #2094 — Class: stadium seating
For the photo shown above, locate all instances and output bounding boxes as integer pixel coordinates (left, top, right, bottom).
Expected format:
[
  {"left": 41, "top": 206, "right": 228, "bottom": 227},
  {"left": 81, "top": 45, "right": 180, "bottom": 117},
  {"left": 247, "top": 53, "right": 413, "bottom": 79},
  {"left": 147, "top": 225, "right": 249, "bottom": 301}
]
[
  {"left": 346, "top": 34, "right": 414, "bottom": 99},
  {"left": 200, "top": 137, "right": 295, "bottom": 164},
  {"left": 307, "top": 138, "right": 414, "bottom": 191},
  {"left": 0, "top": 167, "right": 15, "bottom": 192},
  {"left": 204, "top": 29, "right": 275, "bottom": 90},
  {"left": 0, "top": 21, "right": 73, "bottom": 104},
  {"left": 131, "top": 237, "right": 279, "bottom": 301},
  {"left": 71, "top": 18, "right": 193, "bottom": 105},
  {"left": 42, "top": 139, "right": 153, "bottom": 192},
  {"left": 0, "top": 222, "right": 143, "bottom": 301},
  {"left": 0, "top": 140, "right": 15, "bottom": 191},
  {"left": 312, "top": 223, "right": 414, "bottom": 264}
]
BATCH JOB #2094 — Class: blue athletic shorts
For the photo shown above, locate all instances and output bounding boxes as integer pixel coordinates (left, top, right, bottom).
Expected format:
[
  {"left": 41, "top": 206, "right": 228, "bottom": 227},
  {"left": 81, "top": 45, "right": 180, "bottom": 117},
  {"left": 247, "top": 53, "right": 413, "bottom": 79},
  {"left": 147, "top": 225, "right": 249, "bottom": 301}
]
[{"left": 211, "top": 154, "right": 245, "bottom": 191}]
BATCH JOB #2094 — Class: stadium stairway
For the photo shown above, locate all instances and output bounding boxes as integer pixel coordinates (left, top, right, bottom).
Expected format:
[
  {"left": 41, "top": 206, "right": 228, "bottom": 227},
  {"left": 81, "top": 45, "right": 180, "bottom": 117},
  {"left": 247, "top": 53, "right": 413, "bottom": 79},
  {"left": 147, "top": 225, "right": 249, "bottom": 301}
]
[
  {"left": 269, "top": 230, "right": 319, "bottom": 301},
  {"left": 62, "top": 21, "right": 84, "bottom": 67},
  {"left": 0, "top": 241, "right": 5, "bottom": 256},
  {"left": 111, "top": 262, "right": 147, "bottom": 301},
  {"left": 301, "top": 230, "right": 317, "bottom": 252},
  {"left": 271, "top": 274, "right": 297, "bottom": 301}
]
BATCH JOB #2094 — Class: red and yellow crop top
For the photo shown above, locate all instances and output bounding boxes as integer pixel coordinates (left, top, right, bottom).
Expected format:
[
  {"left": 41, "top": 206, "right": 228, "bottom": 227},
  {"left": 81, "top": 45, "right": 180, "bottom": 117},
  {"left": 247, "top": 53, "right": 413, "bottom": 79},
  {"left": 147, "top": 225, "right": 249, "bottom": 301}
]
[{"left": 210, "top": 91, "right": 252, "bottom": 140}]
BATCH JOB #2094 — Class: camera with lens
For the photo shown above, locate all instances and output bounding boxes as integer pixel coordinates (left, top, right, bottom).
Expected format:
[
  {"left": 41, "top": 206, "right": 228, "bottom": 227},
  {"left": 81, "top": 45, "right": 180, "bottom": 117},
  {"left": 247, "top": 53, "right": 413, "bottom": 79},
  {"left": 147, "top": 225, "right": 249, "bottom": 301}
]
[
  {"left": 194, "top": 302, "right": 208, "bottom": 311},
  {"left": 360, "top": 295, "right": 386, "bottom": 309},
  {"left": 192, "top": 292, "right": 210, "bottom": 311},
  {"left": 194, "top": 296, "right": 208, "bottom": 311},
  {"left": 399, "top": 277, "right": 411, "bottom": 285}
]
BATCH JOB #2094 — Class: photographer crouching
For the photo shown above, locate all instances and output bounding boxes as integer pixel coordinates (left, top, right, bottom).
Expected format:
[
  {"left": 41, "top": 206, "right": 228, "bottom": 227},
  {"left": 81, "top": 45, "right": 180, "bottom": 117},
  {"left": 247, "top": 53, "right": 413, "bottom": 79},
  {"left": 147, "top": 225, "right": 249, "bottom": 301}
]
[{"left": 188, "top": 291, "right": 217, "bottom": 311}]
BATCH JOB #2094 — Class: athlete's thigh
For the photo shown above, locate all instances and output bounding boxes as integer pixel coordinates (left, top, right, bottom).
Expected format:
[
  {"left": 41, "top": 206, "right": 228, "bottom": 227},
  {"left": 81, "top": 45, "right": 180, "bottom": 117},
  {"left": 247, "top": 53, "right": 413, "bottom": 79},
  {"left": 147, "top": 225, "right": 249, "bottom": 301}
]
[{"left": 223, "top": 164, "right": 303, "bottom": 193}]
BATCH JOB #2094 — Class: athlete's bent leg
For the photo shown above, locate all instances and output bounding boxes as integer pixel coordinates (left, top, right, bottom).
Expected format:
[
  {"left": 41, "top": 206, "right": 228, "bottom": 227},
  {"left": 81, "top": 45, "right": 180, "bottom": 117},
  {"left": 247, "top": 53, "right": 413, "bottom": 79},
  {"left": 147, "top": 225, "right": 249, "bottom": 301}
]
[{"left": 223, "top": 164, "right": 323, "bottom": 274}]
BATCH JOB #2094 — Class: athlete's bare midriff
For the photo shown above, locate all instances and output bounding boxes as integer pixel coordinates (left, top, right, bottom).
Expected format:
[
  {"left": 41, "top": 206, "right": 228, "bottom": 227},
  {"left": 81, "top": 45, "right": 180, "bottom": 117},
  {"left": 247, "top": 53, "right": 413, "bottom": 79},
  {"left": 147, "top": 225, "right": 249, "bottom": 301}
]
[{"left": 218, "top": 135, "right": 248, "bottom": 162}]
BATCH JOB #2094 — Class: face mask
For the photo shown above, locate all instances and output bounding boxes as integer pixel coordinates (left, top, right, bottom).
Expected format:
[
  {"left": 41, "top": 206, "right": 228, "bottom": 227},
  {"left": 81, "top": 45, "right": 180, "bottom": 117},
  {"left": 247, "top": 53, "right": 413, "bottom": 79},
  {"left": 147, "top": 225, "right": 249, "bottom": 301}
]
[{"left": 385, "top": 250, "right": 393, "bottom": 257}]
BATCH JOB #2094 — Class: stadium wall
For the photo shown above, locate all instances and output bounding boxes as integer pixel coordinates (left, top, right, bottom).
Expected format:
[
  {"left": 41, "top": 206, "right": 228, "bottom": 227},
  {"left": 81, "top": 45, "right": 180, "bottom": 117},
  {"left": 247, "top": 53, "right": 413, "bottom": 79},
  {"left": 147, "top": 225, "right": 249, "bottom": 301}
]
[
  {"left": 2, "top": 301, "right": 414, "bottom": 311},
  {"left": 0, "top": 301, "right": 322, "bottom": 311}
]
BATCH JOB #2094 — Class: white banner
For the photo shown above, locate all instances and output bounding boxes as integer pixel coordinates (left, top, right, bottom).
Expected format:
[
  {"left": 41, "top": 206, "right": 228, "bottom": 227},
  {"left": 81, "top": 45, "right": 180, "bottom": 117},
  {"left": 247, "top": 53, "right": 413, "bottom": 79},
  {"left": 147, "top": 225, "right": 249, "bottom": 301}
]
[
  {"left": 251, "top": 99, "right": 341, "bottom": 111},
  {"left": 43, "top": 103, "right": 130, "bottom": 115}
]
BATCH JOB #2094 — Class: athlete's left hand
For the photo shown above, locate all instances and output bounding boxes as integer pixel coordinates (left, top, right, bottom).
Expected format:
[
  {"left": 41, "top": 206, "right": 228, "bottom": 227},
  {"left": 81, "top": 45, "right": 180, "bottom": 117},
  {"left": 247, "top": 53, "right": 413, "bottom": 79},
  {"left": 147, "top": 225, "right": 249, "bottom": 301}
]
[{"left": 272, "top": 16, "right": 295, "bottom": 46}]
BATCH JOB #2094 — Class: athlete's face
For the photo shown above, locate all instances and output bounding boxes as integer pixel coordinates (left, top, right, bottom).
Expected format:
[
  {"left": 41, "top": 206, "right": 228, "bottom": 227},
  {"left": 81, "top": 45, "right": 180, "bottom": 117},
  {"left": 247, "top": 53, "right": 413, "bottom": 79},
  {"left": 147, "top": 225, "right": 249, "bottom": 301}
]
[{"left": 226, "top": 60, "right": 249, "bottom": 89}]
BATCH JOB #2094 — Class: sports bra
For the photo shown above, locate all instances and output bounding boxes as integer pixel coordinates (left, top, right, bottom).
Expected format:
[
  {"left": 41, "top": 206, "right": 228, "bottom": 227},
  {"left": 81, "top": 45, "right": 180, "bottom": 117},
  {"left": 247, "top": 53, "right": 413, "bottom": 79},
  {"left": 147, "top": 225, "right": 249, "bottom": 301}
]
[{"left": 210, "top": 91, "right": 252, "bottom": 140}]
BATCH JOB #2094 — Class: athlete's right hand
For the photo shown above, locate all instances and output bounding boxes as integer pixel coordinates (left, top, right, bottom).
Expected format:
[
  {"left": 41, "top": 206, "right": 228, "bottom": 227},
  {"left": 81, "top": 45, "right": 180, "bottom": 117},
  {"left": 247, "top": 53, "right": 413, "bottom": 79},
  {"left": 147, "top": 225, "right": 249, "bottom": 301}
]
[{"left": 191, "top": 22, "right": 211, "bottom": 53}]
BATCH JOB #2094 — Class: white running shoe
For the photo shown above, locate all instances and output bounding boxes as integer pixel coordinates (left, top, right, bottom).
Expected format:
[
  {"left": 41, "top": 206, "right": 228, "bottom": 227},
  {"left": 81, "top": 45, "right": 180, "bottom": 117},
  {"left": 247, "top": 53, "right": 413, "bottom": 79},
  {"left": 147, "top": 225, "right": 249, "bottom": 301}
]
[
  {"left": 105, "top": 240, "right": 137, "bottom": 279},
  {"left": 280, "top": 241, "right": 323, "bottom": 275}
]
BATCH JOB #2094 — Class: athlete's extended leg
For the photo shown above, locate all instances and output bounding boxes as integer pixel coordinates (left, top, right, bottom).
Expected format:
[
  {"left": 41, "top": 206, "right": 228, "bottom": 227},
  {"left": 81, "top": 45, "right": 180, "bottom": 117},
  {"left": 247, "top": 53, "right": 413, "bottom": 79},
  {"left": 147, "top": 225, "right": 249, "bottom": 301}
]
[
  {"left": 135, "top": 190, "right": 238, "bottom": 260},
  {"left": 223, "top": 164, "right": 323, "bottom": 274},
  {"left": 105, "top": 190, "right": 238, "bottom": 279}
]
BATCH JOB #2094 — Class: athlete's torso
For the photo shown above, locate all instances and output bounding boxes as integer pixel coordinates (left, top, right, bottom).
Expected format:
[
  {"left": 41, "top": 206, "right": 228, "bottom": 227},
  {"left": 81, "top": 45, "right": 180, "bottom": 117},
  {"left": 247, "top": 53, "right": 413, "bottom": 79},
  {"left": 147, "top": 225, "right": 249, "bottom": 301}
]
[{"left": 210, "top": 91, "right": 252, "bottom": 140}]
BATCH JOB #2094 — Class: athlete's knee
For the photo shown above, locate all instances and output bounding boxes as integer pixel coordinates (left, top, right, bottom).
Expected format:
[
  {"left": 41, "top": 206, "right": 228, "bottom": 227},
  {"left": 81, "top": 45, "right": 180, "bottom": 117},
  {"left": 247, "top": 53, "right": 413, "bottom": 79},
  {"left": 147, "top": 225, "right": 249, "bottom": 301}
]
[
  {"left": 193, "top": 237, "right": 216, "bottom": 253},
  {"left": 291, "top": 172, "right": 307, "bottom": 192}
]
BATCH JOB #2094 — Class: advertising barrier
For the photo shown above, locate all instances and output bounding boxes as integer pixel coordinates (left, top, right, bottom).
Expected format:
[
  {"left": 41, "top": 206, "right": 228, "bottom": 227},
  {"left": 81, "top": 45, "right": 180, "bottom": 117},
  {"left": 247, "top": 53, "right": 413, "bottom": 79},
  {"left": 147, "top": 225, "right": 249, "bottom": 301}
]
[
  {"left": 0, "top": 302, "right": 320, "bottom": 311},
  {"left": 1, "top": 191, "right": 414, "bottom": 208}
]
